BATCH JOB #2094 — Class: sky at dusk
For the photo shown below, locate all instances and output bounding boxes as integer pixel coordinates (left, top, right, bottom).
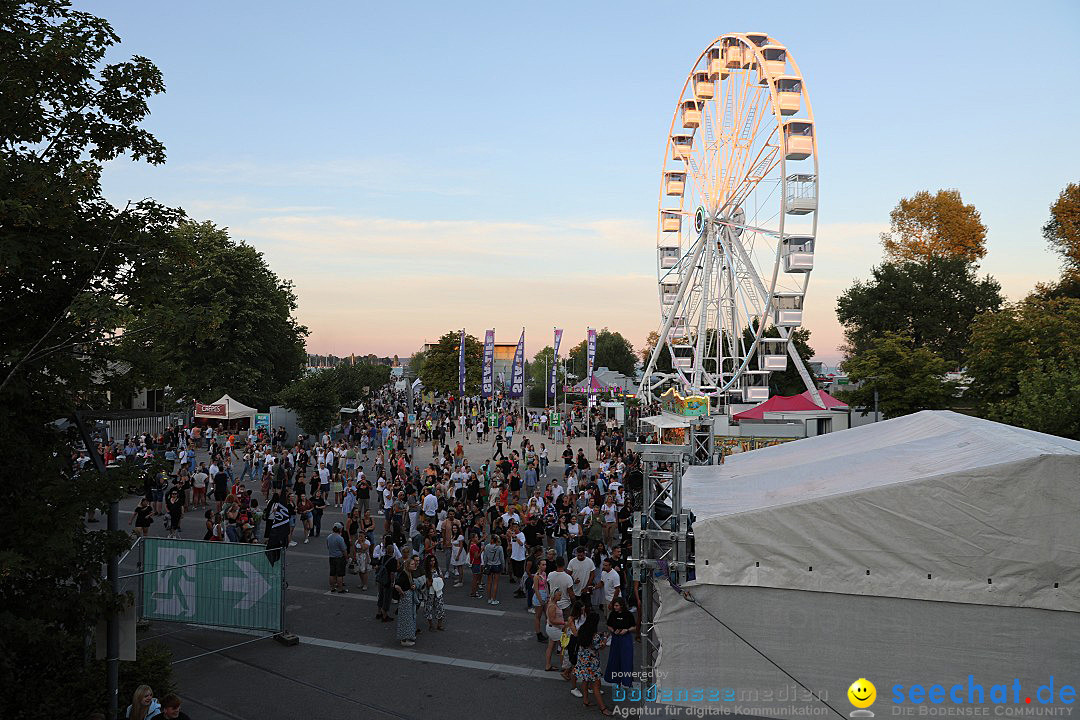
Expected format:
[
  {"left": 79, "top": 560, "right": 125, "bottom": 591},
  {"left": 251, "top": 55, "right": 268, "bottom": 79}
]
[{"left": 87, "top": 0, "right": 1080, "bottom": 367}]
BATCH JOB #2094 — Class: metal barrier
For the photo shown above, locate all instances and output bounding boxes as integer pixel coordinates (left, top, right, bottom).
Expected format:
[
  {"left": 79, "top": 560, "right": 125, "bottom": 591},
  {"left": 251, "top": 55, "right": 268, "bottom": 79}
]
[
  {"left": 106, "top": 414, "right": 183, "bottom": 443},
  {"left": 134, "top": 538, "right": 286, "bottom": 633}
]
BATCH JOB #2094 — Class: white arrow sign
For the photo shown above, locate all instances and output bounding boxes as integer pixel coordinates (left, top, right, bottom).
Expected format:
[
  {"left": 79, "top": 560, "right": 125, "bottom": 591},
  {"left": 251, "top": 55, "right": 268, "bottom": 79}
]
[{"left": 222, "top": 560, "right": 270, "bottom": 610}]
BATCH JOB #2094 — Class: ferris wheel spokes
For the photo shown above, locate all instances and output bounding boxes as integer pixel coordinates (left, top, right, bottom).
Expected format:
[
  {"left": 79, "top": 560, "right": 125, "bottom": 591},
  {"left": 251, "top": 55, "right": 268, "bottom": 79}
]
[{"left": 645, "top": 32, "right": 820, "bottom": 411}]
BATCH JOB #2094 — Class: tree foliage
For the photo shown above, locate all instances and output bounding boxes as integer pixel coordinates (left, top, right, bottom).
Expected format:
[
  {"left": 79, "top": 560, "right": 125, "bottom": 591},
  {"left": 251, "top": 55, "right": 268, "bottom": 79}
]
[
  {"left": 838, "top": 332, "right": 956, "bottom": 419},
  {"left": 880, "top": 189, "right": 987, "bottom": 263},
  {"left": 118, "top": 221, "right": 308, "bottom": 410},
  {"left": 966, "top": 296, "right": 1080, "bottom": 439},
  {"left": 1042, "top": 182, "right": 1080, "bottom": 273},
  {"left": 836, "top": 257, "right": 1002, "bottom": 367},
  {"left": 417, "top": 331, "right": 483, "bottom": 396},
  {"left": 0, "top": 2, "right": 177, "bottom": 717},
  {"left": 526, "top": 345, "right": 567, "bottom": 406},
  {"left": 639, "top": 330, "right": 673, "bottom": 374},
  {"left": 567, "top": 328, "right": 637, "bottom": 377},
  {"left": 277, "top": 363, "right": 391, "bottom": 435}
]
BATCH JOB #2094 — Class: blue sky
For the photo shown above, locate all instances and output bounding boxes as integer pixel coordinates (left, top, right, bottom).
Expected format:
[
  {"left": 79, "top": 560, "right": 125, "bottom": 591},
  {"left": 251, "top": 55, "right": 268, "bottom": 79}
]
[{"left": 89, "top": 0, "right": 1080, "bottom": 365}]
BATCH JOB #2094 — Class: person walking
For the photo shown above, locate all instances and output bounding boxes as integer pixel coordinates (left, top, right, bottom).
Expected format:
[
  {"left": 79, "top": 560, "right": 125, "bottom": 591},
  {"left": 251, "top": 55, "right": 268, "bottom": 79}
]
[
  {"left": 164, "top": 489, "right": 184, "bottom": 539},
  {"left": 574, "top": 611, "right": 612, "bottom": 714},
  {"left": 543, "top": 587, "right": 566, "bottom": 671},
  {"left": 450, "top": 529, "right": 468, "bottom": 587},
  {"left": 604, "top": 596, "right": 636, "bottom": 689},
  {"left": 395, "top": 555, "right": 421, "bottom": 646},
  {"left": 468, "top": 533, "right": 484, "bottom": 598},
  {"left": 482, "top": 533, "right": 504, "bottom": 605},
  {"left": 327, "top": 522, "right": 347, "bottom": 593},
  {"left": 374, "top": 536, "right": 399, "bottom": 622},
  {"left": 423, "top": 554, "right": 446, "bottom": 631},
  {"left": 130, "top": 497, "right": 153, "bottom": 538}
]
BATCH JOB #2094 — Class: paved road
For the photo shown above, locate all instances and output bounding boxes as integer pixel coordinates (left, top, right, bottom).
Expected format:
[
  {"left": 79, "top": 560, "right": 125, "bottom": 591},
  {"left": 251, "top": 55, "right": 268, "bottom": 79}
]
[{"left": 116, "top": 427, "right": 646, "bottom": 720}]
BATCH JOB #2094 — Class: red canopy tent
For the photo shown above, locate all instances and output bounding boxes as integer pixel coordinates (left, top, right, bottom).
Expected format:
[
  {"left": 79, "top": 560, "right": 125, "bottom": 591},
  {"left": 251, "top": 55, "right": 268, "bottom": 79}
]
[{"left": 733, "top": 389, "right": 848, "bottom": 421}]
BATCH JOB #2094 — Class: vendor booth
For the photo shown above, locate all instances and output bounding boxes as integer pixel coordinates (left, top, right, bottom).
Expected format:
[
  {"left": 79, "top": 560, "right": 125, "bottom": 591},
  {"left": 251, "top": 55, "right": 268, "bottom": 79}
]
[{"left": 193, "top": 394, "right": 258, "bottom": 430}]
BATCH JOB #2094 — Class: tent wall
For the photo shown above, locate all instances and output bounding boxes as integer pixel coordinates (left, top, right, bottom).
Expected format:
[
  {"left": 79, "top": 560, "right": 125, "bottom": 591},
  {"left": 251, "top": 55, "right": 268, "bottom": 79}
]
[
  {"left": 653, "top": 584, "right": 1080, "bottom": 716},
  {"left": 692, "top": 454, "right": 1080, "bottom": 612},
  {"left": 269, "top": 406, "right": 302, "bottom": 446}
]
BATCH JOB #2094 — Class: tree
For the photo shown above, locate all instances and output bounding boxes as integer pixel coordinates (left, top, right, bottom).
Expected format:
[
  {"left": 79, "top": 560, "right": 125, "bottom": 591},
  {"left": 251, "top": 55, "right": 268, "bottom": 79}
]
[
  {"left": 966, "top": 296, "right": 1080, "bottom": 438},
  {"left": 836, "top": 257, "right": 1002, "bottom": 367},
  {"left": 839, "top": 333, "right": 956, "bottom": 418},
  {"left": 277, "top": 370, "right": 340, "bottom": 436},
  {"left": 334, "top": 362, "right": 391, "bottom": 404},
  {"left": 567, "top": 328, "right": 637, "bottom": 378},
  {"left": 0, "top": 2, "right": 177, "bottom": 716},
  {"left": 526, "top": 346, "right": 566, "bottom": 406},
  {"left": 117, "top": 221, "right": 308, "bottom": 410},
  {"left": 1042, "top": 182, "right": 1080, "bottom": 273},
  {"left": 993, "top": 358, "right": 1080, "bottom": 440},
  {"left": 880, "top": 189, "right": 987, "bottom": 263},
  {"left": 639, "top": 330, "right": 673, "bottom": 374},
  {"left": 277, "top": 362, "right": 391, "bottom": 435},
  {"left": 417, "top": 331, "right": 483, "bottom": 395},
  {"left": 407, "top": 349, "right": 427, "bottom": 380}
]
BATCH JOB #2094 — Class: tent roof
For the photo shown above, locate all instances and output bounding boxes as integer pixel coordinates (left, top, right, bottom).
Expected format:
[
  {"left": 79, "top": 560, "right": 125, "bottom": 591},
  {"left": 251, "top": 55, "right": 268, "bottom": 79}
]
[
  {"left": 567, "top": 375, "right": 611, "bottom": 393},
  {"left": 640, "top": 413, "right": 691, "bottom": 429},
  {"left": 684, "top": 411, "right": 1080, "bottom": 611},
  {"left": 732, "top": 389, "right": 847, "bottom": 420},
  {"left": 196, "top": 394, "right": 257, "bottom": 420},
  {"left": 686, "top": 410, "right": 1080, "bottom": 518}
]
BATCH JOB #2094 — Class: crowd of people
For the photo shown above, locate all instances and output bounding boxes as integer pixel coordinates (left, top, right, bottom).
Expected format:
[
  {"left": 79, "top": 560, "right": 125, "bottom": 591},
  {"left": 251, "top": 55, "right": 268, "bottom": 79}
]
[{"left": 96, "top": 386, "right": 647, "bottom": 717}]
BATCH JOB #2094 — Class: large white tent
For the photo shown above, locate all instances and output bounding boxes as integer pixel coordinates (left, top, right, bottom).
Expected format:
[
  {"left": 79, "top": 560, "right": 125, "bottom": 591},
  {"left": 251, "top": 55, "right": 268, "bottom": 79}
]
[
  {"left": 653, "top": 411, "right": 1080, "bottom": 716},
  {"left": 194, "top": 394, "right": 257, "bottom": 422}
]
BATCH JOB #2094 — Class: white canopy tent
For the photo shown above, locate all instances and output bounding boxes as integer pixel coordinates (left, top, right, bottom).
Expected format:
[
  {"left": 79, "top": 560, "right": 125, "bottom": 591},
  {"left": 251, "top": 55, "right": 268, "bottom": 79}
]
[
  {"left": 193, "top": 394, "right": 257, "bottom": 422},
  {"left": 639, "top": 413, "right": 692, "bottom": 429},
  {"left": 653, "top": 411, "right": 1080, "bottom": 716}
]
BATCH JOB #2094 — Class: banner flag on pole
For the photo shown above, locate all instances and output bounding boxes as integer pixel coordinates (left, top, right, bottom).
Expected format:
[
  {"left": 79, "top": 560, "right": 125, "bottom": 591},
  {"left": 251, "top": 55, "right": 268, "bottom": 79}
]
[
  {"left": 548, "top": 328, "right": 563, "bottom": 403},
  {"left": 586, "top": 327, "right": 597, "bottom": 395},
  {"left": 457, "top": 329, "right": 466, "bottom": 397},
  {"left": 481, "top": 330, "right": 495, "bottom": 398},
  {"left": 509, "top": 328, "right": 525, "bottom": 399}
]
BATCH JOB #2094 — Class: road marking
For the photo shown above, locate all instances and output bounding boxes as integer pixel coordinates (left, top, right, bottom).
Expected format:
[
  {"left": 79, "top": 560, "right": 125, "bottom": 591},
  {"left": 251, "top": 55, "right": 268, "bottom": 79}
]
[
  {"left": 287, "top": 585, "right": 509, "bottom": 617},
  {"left": 183, "top": 624, "right": 563, "bottom": 681},
  {"left": 303, "top": 635, "right": 560, "bottom": 679}
]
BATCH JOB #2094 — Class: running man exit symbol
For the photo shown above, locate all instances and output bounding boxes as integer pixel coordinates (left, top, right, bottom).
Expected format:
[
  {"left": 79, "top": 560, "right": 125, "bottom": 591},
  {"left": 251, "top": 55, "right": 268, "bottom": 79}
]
[{"left": 151, "top": 548, "right": 195, "bottom": 618}]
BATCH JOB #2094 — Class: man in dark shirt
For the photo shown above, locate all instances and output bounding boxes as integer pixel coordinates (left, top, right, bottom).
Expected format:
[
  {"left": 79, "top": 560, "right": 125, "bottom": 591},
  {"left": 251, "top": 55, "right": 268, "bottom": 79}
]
[
  {"left": 562, "top": 444, "right": 574, "bottom": 474},
  {"left": 576, "top": 450, "right": 590, "bottom": 481},
  {"left": 311, "top": 490, "right": 327, "bottom": 537},
  {"left": 265, "top": 496, "right": 293, "bottom": 565},
  {"left": 523, "top": 513, "right": 542, "bottom": 551}
]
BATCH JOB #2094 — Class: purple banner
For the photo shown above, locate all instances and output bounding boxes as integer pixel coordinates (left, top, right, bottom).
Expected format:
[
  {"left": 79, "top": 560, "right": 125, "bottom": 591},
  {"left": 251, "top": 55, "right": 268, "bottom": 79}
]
[
  {"left": 586, "top": 328, "right": 597, "bottom": 394},
  {"left": 548, "top": 328, "right": 563, "bottom": 402},
  {"left": 481, "top": 330, "right": 494, "bottom": 398},
  {"left": 509, "top": 328, "right": 525, "bottom": 399},
  {"left": 457, "top": 329, "right": 466, "bottom": 397}
]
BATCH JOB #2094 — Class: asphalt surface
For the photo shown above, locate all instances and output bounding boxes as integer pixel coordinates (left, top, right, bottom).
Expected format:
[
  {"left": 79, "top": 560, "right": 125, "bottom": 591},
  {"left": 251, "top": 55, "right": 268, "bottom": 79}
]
[{"left": 115, "top": 427, "right": 655, "bottom": 720}]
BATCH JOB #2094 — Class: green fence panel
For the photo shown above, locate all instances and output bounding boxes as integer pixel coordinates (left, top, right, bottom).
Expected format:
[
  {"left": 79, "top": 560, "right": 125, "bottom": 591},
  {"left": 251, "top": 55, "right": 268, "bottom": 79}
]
[{"left": 140, "top": 538, "right": 284, "bottom": 632}]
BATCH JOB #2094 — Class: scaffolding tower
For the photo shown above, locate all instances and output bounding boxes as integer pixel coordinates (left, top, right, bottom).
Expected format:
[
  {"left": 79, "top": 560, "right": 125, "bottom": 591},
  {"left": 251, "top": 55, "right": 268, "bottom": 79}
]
[{"left": 631, "top": 443, "right": 694, "bottom": 686}]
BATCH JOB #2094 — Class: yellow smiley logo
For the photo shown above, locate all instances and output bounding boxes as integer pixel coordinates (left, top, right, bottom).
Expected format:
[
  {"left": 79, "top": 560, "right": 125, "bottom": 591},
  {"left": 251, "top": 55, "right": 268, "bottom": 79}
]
[{"left": 848, "top": 678, "right": 877, "bottom": 709}]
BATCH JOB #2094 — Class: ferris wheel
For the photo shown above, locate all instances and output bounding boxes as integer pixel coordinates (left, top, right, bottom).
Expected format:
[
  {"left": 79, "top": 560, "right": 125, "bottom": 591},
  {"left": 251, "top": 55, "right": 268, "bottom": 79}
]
[{"left": 641, "top": 32, "right": 824, "bottom": 411}]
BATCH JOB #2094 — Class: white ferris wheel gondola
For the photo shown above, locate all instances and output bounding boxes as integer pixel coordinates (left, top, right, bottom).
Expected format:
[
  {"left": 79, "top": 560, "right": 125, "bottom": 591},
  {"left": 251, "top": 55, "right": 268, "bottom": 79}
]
[{"left": 642, "top": 32, "right": 825, "bottom": 412}]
